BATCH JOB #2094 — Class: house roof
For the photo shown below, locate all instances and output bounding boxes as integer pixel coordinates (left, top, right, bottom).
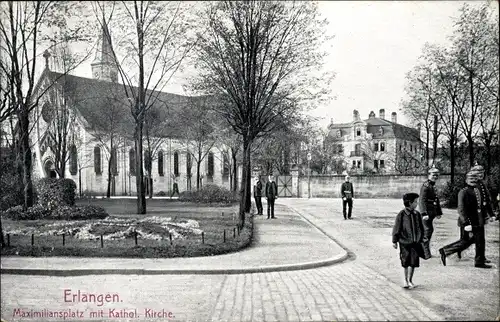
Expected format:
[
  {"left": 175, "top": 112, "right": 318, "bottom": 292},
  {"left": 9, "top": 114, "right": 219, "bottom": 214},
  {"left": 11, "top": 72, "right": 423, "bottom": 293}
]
[
  {"left": 45, "top": 71, "right": 208, "bottom": 139},
  {"left": 326, "top": 117, "right": 420, "bottom": 142}
]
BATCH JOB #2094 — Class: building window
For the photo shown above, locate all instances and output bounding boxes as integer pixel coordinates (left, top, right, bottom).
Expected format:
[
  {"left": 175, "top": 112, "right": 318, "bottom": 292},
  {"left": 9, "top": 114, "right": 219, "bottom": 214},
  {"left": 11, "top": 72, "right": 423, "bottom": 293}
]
[
  {"left": 69, "top": 144, "right": 77, "bottom": 175},
  {"left": 144, "top": 151, "right": 152, "bottom": 174},
  {"left": 380, "top": 142, "right": 385, "bottom": 152},
  {"left": 94, "top": 146, "right": 102, "bottom": 175},
  {"left": 357, "top": 160, "right": 361, "bottom": 169},
  {"left": 223, "top": 153, "right": 230, "bottom": 177},
  {"left": 410, "top": 145, "right": 413, "bottom": 152},
  {"left": 374, "top": 143, "right": 379, "bottom": 152},
  {"left": 129, "top": 149, "right": 136, "bottom": 176},
  {"left": 207, "top": 152, "right": 214, "bottom": 178},
  {"left": 174, "top": 151, "right": 179, "bottom": 177},
  {"left": 380, "top": 160, "right": 385, "bottom": 168},
  {"left": 399, "top": 145, "right": 402, "bottom": 152},
  {"left": 356, "top": 127, "right": 361, "bottom": 136},
  {"left": 186, "top": 152, "right": 192, "bottom": 177},
  {"left": 158, "top": 151, "right": 164, "bottom": 176},
  {"left": 337, "top": 144, "right": 343, "bottom": 154},
  {"left": 352, "top": 160, "right": 356, "bottom": 168},
  {"left": 111, "top": 147, "right": 118, "bottom": 175},
  {"left": 355, "top": 143, "right": 361, "bottom": 156},
  {"left": 374, "top": 160, "right": 379, "bottom": 169}
]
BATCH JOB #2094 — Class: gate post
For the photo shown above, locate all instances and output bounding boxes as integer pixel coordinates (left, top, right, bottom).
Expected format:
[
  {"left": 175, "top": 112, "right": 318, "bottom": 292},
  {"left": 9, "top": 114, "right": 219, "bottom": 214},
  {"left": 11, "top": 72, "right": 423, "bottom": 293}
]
[{"left": 291, "top": 167, "right": 299, "bottom": 198}]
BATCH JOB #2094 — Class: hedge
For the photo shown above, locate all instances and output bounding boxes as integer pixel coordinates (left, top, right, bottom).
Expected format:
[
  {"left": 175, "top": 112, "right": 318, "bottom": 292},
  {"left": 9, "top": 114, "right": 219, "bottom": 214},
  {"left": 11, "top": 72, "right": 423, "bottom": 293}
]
[
  {"left": 36, "top": 178, "right": 76, "bottom": 208},
  {"left": 179, "top": 184, "right": 238, "bottom": 204},
  {"left": 1, "top": 204, "right": 108, "bottom": 221}
]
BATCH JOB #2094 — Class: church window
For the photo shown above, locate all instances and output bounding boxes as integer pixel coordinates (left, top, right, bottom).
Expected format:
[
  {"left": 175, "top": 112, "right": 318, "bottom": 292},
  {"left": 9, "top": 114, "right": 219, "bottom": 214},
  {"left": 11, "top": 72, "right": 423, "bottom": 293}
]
[
  {"left": 41, "top": 102, "right": 53, "bottom": 123},
  {"left": 69, "top": 144, "right": 77, "bottom": 175},
  {"left": 380, "top": 142, "right": 385, "bottom": 152},
  {"left": 111, "top": 148, "right": 118, "bottom": 175},
  {"left": 222, "top": 153, "right": 230, "bottom": 177},
  {"left": 158, "top": 151, "right": 164, "bottom": 176},
  {"left": 144, "top": 151, "right": 152, "bottom": 174},
  {"left": 207, "top": 152, "right": 214, "bottom": 178},
  {"left": 129, "top": 149, "right": 136, "bottom": 176},
  {"left": 94, "top": 146, "right": 102, "bottom": 175},
  {"left": 174, "top": 152, "right": 179, "bottom": 177}
]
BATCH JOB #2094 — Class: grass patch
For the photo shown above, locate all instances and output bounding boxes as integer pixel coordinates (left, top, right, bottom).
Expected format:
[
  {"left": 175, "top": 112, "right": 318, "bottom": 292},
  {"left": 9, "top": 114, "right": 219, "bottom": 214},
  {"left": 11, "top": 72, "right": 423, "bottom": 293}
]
[{"left": 1, "top": 199, "right": 253, "bottom": 258}]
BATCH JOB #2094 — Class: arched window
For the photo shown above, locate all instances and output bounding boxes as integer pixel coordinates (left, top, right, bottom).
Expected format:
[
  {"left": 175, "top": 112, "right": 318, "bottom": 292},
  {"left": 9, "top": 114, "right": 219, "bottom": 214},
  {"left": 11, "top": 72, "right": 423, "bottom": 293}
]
[
  {"left": 356, "top": 127, "right": 361, "bottom": 136},
  {"left": 111, "top": 148, "right": 118, "bottom": 175},
  {"left": 222, "top": 153, "right": 230, "bottom": 177},
  {"left": 174, "top": 151, "right": 179, "bottom": 177},
  {"left": 129, "top": 149, "right": 136, "bottom": 176},
  {"left": 69, "top": 144, "right": 78, "bottom": 175},
  {"left": 94, "top": 146, "right": 102, "bottom": 175},
  {"left": 144, "top": 151, "right": 152, "bottom": 174},
  {"left": 207, "top": 152, "right": 214, "bottom": 177},
  {"left": 158, "top": 151, "right": 164, "bottom": 176}
]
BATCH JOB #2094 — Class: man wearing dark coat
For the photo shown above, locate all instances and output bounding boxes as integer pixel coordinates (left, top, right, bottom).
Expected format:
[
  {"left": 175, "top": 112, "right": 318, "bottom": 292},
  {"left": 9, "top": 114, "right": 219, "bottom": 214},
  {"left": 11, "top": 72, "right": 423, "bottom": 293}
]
[
  {"left": 419, "top": 167, "right": 442, "bottom": 259},
  {"left": 265, "top": 174, "right": 278, "bottom": 219},
  {"left": 253, "top": 176, "right": 263, "bottom": 215},
  {"left": 340, "top": 175, "right": 354, "bottom": 220},
  {"left": 438, "top": 172, "right": 492, "bottom": 269},
  {"left": 471, "top": 164, "right": 498, "bottom": 221}
]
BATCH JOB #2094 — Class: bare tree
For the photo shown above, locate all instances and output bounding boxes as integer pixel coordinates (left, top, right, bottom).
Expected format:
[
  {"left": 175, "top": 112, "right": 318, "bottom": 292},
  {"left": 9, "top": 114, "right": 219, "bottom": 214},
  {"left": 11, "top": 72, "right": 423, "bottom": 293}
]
[
  {"left": 92, "top": 1, "right": 195, "bottom": 214},
  {"left": 143, "top": 108, "right": 167, "bottom": 198},
  {"left": 192, "top": 1, "right": 333, "bottom": 225}
]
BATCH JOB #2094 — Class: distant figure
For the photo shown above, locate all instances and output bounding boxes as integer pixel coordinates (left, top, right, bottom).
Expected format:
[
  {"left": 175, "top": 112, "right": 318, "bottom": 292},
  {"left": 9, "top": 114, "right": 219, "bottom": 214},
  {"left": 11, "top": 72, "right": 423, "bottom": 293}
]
[
  {"left": 265, "top": 174, "right": 278, "bottom": 219},
  {"left": 340, "top": 175, "right": 354, "bottom": 219},
  {"left": 392, "top": 192, "right": 425, "bottom": 289},
  {"left": 253, "top": 176, "right": 263, "bottom": 215},
  {"left": 438, "top": 172, "right": 492, "bottom": 269},
  {"left": 419, "top": 167, "right": 442, "bottom": 259},
  {"left": 170, "top": 179, "right": 179, "bottom": 198}
]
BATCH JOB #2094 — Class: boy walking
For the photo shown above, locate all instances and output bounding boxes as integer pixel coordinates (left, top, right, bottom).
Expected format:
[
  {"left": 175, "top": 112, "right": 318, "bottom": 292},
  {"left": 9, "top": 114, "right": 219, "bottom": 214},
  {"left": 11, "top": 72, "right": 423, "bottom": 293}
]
[{"left": 392, "top": 192, "right": 425, "bottom": 289}]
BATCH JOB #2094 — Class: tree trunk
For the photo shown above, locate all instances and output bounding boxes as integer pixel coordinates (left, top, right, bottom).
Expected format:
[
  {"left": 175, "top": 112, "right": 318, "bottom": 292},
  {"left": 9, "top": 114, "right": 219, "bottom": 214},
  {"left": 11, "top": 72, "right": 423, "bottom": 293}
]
[
  {"left": 135, "top": 124, "right": 146, "bottom": 214},
  {"left": 449, "top": 138, "right": 456, "bottom": 185},
  {"left": 485, "top": 138, "right": 492, "bottom": 175},
  {"left": 432, "top": 114, "right": 439, "bottom": 165},
  {"left": 231, "top": 148, "right": 238, "bottom": 192},
  {"left": 239, "top": 138, "right": 252, "bottom": 228},
  {"left": 468, "top": 135, "right": 474, "bottom": 167},
  {"left": 106, "top": 155, "right": 112, "bottom": 198},
  {"left": 196, "top": 160, "right": 201, "bottom": 191},
  {"left": 20, "top": 115, "right": 33, "bottom": 210}
]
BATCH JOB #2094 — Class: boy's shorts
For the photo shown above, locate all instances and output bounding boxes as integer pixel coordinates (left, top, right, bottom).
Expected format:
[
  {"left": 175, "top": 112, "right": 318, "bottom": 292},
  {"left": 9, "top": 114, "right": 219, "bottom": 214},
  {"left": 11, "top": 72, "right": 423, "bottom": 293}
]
[{"left": 399, "top": 243, "right": 420, "bottom": 267}]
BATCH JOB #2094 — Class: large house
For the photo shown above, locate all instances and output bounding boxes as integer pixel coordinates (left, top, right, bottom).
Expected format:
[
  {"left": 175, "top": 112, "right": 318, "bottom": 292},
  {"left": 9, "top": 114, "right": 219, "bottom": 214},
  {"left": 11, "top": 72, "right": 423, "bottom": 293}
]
[
  {"left": 325, "top": 109, "right": 423, "bottom": 174},
  {"left": 29, "top": 28, "right": 231, "bottom": 196}
]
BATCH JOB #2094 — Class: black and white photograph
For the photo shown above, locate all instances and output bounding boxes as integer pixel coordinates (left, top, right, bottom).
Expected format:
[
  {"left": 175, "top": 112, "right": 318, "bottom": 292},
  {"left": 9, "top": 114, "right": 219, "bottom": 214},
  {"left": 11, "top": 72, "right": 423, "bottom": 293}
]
[{"left": 1, "top": 1, "right": 499, "bottom": 321}]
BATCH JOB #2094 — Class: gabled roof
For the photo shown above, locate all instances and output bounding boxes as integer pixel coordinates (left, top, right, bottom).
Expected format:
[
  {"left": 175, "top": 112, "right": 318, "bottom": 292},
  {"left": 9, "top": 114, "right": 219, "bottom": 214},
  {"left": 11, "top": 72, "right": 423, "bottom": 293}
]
[
  {"left": 326, "top": 117, "right": 420, "bottom": 142},
  {"left": 44, "top": 71, "right": 208, "bottom": 139}
]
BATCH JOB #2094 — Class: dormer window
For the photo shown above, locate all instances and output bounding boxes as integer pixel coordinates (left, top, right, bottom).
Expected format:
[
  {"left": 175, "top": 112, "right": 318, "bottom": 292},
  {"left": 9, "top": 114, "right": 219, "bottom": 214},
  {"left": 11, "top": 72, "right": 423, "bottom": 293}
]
[
  {"left": 337, "top": 129, "right": 342, "bottom": 138},
  {"left": 378, "top": 126, "right": 384, "bottom": 136},
  {"left": 356, "top": 127, "right": 361, "bottom": 136}
]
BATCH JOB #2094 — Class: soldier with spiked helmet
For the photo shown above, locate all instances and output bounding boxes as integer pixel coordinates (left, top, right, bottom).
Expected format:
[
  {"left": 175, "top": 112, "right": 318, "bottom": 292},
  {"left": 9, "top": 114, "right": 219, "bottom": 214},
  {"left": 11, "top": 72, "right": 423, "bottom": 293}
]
[{"left": 419, "top": 166, "right": 443, "bottom": 259}]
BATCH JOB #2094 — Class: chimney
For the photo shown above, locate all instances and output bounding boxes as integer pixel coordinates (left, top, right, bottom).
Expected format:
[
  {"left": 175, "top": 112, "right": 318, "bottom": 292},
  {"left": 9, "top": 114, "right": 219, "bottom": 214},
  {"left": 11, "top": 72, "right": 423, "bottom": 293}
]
[
  {"left": 391, "top": 112, "right": 397, "bottom": 123},
  {"left": 369, "top": 111, "right": 376, "bottom": 119},
  {"left": 379, "top": 109, "right": 385, "bottom": 120},
  {"left": 353, "top": 109, "right": 360, "bottom": 121}
]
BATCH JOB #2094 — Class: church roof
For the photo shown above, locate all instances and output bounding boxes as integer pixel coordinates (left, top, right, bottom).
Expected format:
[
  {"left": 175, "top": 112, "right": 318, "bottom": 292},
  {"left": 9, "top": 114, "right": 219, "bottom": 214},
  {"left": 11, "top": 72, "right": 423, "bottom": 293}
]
[{"left": 46, "top": 71, "right": 208, "bottom": 139}]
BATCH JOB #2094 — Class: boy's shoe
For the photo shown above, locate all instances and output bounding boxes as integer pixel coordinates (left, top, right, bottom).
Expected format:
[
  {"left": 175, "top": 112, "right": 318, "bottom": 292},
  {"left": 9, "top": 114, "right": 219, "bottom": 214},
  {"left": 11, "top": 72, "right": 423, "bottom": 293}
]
[
  {"left": 403, "top": 281, "right": 410, "bottom": 289},
  {"left": 408, "top": 282, "right": 416, "bottom": 289}
]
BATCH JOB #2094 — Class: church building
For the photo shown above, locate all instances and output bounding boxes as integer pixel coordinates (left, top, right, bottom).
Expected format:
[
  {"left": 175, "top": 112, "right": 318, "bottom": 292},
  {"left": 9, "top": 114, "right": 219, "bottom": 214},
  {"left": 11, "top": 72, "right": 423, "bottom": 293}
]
[{"left": 31, "top": 27, "right": 231, "bottom": 196}]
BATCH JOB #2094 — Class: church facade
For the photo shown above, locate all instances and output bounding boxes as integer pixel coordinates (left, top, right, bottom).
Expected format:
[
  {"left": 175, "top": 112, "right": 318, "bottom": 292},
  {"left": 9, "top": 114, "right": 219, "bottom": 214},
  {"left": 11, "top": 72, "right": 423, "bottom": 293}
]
[
  {"left": 30, "top": 28, "right": 231, "bottom": 196},
  {"left": 325, "top": 109, "right": 423, "bottom": 174}
]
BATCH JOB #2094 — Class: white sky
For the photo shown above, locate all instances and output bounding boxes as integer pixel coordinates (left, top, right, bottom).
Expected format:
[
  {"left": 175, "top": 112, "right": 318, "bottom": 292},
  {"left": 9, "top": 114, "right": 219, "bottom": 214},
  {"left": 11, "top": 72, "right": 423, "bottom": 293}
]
[{"left": 66, "top": 1, "right": 495, "bottom": 130}]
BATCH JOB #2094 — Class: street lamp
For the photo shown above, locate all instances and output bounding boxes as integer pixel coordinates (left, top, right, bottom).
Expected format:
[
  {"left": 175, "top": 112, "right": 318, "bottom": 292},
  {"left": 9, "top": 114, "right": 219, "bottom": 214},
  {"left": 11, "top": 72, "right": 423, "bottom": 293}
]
[{"left": 307, "top": 150, "right": 311, "bottom": 199}]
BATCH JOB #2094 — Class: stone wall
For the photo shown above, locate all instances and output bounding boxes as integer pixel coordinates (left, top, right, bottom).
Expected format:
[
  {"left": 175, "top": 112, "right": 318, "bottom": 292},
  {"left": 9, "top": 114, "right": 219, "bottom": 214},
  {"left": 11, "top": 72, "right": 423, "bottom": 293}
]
[{"left": 295, "top": 174, "right": 452, "bottom": 198}]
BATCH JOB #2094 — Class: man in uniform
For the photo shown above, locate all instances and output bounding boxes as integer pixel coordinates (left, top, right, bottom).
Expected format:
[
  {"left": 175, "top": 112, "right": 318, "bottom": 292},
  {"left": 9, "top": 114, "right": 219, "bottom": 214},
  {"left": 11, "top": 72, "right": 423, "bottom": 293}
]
[
  {"left": 340, "top": 175, "right": 354, "bottom": 220},
  {"left": 419, "top": 167, "right": 442, "bottom": 259},
  {"left": 470, "top": 164, "right": 498, "bottom": 221},
  {"left": 438, "top": 172, "right": 492, "bottom": 269},
  {"left": 253, "top": 176, "right": 263, "bottom": 215}
]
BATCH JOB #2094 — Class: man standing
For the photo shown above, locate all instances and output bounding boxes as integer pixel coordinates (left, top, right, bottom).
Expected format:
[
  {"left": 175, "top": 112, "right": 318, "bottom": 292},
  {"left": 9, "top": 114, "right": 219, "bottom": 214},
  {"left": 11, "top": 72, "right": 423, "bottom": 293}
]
[
  {"left": 341, "top": 175, "right": 354, "bottom": 220},
  {"left": 253, "top": 176, "right": 263, "bottom": 215},
  {"left": 265, "top": 174, "right": 278, "bottom": 219},
  {"left": 438, "top": 172, "right": 492, "bottom": 269},
  {"left": 419, "top": 167, "right": 442, "bottom": 259}
]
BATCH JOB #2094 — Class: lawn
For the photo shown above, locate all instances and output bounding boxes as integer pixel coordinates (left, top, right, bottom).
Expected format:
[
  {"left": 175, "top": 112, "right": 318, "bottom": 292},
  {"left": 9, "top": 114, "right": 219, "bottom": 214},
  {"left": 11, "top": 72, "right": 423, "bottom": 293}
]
[{"left": 1, "top": 198, "right": 253, "bottom": 258}]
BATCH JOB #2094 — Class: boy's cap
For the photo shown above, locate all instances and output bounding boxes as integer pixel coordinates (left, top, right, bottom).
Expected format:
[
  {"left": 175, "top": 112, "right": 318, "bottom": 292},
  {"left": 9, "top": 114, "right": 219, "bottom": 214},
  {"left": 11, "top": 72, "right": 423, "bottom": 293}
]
[
  {"left": 470, "top": 164, "right": 484, "bottom": 172},
  {"left": 428, "top": 167, "right": 440, "bottom": 174},
  {"left": 403, "top": 192, "right": 419, "bottom": 202}
]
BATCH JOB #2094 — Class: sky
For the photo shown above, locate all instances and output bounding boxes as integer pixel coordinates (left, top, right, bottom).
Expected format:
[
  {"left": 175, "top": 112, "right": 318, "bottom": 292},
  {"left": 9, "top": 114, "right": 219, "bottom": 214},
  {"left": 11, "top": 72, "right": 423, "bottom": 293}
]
[{"left": 66, "top": 1, "right": 495, "bottom": 130}]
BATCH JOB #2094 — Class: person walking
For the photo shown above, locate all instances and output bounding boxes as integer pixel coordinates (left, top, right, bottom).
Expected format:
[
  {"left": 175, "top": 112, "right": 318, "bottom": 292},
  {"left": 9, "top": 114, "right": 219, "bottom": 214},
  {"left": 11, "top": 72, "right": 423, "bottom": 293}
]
[
  {"left": 438, "top": 172, "right": 492, "bottom": 269},
  {"left": 419, "top": 167, "right": 442, "bottom": 259},
  {"left": 392, "top": 192, "right": 425, "bottom": 289},
  {"left": 266, "top": 174, "right": 278, "bottom": 219},
  {"left": 170, "top": 178, "right": 180, "bottom": 198},
  {"left": 341, "top": 175, "right": 354, "bottom": 219},
  {"left": 471, "top": 164, "right": 499, "bottom": 221},
  {"left": 253, "top": 176, "right": 263, "bottom": 215}
]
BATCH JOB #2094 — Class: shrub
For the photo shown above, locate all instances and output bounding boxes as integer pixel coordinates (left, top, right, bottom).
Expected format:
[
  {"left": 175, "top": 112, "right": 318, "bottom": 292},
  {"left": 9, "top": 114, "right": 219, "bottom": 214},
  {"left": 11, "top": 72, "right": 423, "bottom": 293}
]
[
  {"left": 50, "top": 205, "right": 108, "bottom": 220},
  {"left": 155, "top": 191, "right": 167, "bottom": 196},
  {"left": 36, "top": 178, "right": 77, "bottom": 208},
  {"left": 179, "top": 185, "right": 238, "bottom": 204},
  {"left": 1, "top": 205, "right": 24, "bottom": 219},
  {"left": 1, "top": 205, "right": 50, "bottom": 220}
]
